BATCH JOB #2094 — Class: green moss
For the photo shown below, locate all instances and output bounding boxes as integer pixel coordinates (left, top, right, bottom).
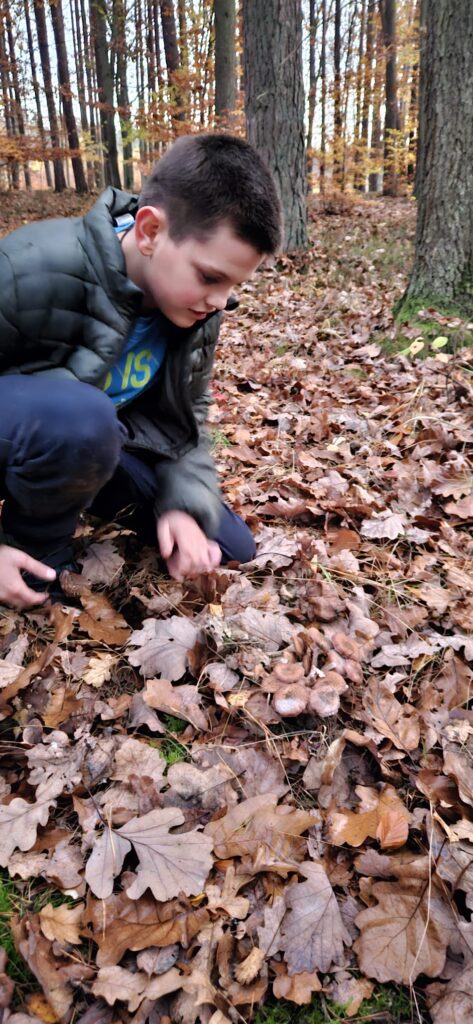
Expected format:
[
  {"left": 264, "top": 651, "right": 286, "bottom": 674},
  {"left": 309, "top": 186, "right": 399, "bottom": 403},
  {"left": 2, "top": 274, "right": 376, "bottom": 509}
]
[{"left": 394, "top": 292, "right": 472, "bottom": 322}]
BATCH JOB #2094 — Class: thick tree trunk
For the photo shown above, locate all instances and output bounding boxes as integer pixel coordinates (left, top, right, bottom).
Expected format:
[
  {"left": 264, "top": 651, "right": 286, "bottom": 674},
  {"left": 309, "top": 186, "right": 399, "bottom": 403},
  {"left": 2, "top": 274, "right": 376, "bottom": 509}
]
[
  {"left": 380, "top": 0, "right": 400, "bottom": 196},
  {"left": 49, "top": 0, "right": 87, "bottom": 192},
  {"left": 90, "top": 0, "right": 121, "bottom": 187},
  {"left": 33, "top": 0, "right": 66, "bottom": 192},
  {"left": 159, "top": 0, "right": 185, "bottom": 124},
  {"left": 215, "top": 0, "right": 236, "bottom": 124},
  {"left": 244, "top": 0, "right": 307, "bottom": 251},
  {"left": 400, "top": 0, "right": 473, "bottom": 314}
]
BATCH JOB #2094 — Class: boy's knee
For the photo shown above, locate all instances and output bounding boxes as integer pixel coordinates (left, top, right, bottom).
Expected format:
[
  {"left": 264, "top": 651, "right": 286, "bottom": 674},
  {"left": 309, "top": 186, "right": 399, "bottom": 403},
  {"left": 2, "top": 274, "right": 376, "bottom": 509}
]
[{"left": 32, "top": 380, "right": 121, "bottom": 483}]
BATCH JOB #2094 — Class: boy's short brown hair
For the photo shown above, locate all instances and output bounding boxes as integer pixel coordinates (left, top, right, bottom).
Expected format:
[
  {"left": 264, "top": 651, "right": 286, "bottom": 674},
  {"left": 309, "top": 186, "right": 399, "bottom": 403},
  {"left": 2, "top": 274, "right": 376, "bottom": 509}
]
[{"left": 138, "top": 133, "right": 282, "bottom": 255}]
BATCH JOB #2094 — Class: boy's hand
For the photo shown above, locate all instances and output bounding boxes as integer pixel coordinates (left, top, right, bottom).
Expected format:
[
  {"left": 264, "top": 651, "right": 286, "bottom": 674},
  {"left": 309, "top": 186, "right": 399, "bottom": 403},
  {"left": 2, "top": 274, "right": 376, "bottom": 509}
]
[
  {"left": 0, "top": 545, "right": 56, "bottom": 609},
  {"left": 157, "top": 510, "right": 221, "bottom": 581}
]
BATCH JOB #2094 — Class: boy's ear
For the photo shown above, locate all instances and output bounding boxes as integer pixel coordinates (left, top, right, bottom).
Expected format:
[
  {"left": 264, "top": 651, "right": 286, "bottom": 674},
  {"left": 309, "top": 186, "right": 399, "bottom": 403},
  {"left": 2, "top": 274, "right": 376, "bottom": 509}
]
[{"left": 134, "top": 206, "right": 168, "bottom": 255}]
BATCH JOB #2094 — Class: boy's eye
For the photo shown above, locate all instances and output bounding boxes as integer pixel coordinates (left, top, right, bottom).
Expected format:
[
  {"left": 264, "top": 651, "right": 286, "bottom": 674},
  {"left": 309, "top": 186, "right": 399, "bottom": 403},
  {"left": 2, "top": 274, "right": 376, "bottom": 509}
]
[{"left": 200, "top": 271, "right": 220, "bottom": 285}]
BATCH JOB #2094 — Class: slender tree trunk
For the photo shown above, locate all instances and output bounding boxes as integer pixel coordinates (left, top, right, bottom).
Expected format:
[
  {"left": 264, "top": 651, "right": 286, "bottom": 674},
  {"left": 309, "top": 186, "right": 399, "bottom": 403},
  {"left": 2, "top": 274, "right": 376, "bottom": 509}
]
[
  {"left": 25, "top": 0, "right": 52, "bottom": 186},
  {"left": 306, "top": 0, "right": 316, "bottom": 183},
  {"left": 78, "top": 0, "right": 101, "bottom": 187},
  {"left": 368, "top": 15, "right": 383, "bottom": 192},
  {"left": 333, "top": 0, "right": 342, "bottom": 187},
  {"left": 215, "top": 0, "right": 236, "bottom": 125},
  {"left": 380, "top": 0, "right": 400, "bottom": 196},
  {"left": 320, "top": 0, "right": 327, "bottom": 191},
  {"left": 49, "top": 0, "right": 87, "bottom": 192},
  {"left": 34, "top": 0, "right": 66, "bottom": 191},
  {"left": 114, "top": 0, "right": 134, "bottom": 188},
  {"left": 341, "top": 0, "right": 357, "bottom": 189},
  {"left": 353, "top": 0, "right": 366, "bottom": 188},
  {"left": 358, "top": 0, "right": 375, "bottom": 191},
  {"left": 400, "top": 0, "right": 473, "bottom": 314},
  {"left": 244, "top": 0, "right": 307, "bottom": 250},
  {"left": 5, "top": 8, "right": 31, "bottom": 187},
  {"left": 90, "top": 0, "right": 121, "bottom": 187},
  {"left": 0, "top": 18, "right": 19, "bottom": 188}
]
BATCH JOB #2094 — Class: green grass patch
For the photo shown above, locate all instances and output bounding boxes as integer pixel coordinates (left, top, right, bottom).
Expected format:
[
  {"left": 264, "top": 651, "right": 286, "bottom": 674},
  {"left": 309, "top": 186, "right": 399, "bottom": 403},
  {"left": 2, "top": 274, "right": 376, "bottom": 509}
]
[
  {"left": 210, "top": 427, "right": 232, "bottom": 450},
  {"left": 253, "top": 983, "right": 425, "bottom": 1024},
  {"left": 148, "top": 714, "right": 190, "bottom": 766}
]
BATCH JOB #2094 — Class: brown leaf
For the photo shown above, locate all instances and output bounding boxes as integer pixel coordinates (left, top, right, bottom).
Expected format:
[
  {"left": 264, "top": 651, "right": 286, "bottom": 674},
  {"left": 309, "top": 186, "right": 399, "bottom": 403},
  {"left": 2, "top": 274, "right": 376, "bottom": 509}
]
[
  {"left": 166, "top": 761, "right": 235, "bottom": 810},
  {"left": 362, "top": 680, "right": 420, "bottom": 751},
  {"left": 39, "top": 902, "right": 84, "bottom": 945},
  {"left": 204, "top": 794, "right": 315, "bottom": 869},
  {"left": 329, "top": 785, "right": 411, "bottom": 849},
  {"left": 80, "top": 540, "right": 124, "bottom": 585},
  {"left": 272, "top": 964, "right": 322, "bottom": 1004},
  {"left": 0, "top": 797, "right": 54, "bottom": 867},
  {"left": 86, "top": 807, "right": 213, "bottom": 900},
  {"left": 326, "top": 973, "right": 374, "bottom": 1016},
  {"left": 143, "top": 677, "right": 208, "bottom": 730},
  {"left": 91, "top": 965, "right": 182, "bottom": 1011},
  {"left": 86, "top": 890, "right": 209, "bottom": 967},
  {"left": 0, "top": 948, "right": 14, "bottom": 1009},
  {"left": 112, "top": 737, "right": 166, "bottom": 789},
  {"left": 354, "top": 876, "right": 456, "bottom": 983},
  {"left": 79, "top": 591, "right": 131, "bottom": 645},
  {"left": 280, "top": 861, "right": 351, "bottom": 974},
  {"left": 234, "top": 947, "right": 265, "bottom": 984},
  {"left": 128, "top": 615, "right": 201, "bottom": 680},
  {"left": 361, "top": 511, "right": 405, "bottom": 539},
  {"left": 428, "top": 964, "right": 473, "bottom": 1023}
]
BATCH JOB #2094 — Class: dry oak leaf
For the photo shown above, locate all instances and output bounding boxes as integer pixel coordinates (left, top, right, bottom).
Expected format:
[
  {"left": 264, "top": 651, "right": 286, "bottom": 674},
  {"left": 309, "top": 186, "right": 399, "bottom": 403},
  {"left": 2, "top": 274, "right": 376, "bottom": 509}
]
[
  {"left": 79, "top": 591, "right": 131, "bottom": 645},
  {"left": 85, "top": 807, "right": 213, "bottom": 900},
  {"left": 428, "top": 963, "right": 473, "bottom": 1023},
  {"left": 360, "top": 510, "right": 405, "bottom": 540},
  {"left": 87, "top": 890, "right": 209, "bottom": 967},
  {"left": 127, "top": 615, "right": 201, "bottom": 680},
  {"left": 80, "top": 540, "right": 124, "bottom": 585},
  {"left": 329, "top": 784, "right": 411, "bottom": 849},
  {"left": 354, "top": 876, "right": 455, "bottom": 984},
  {"left": 143, "top": 677, "right": 208, "bottom": 730},
  {"left": 204, "top": 794, "right": 315, "bottom": 868},
  {"left": 280, "top": 860, "right": 352, "bottom": 974},
  {"left": 0, "top": 947, "right": 14, "bottom": 1009},
  {"left": 111, "top": 737, "right": 166, "bottom": 789},
  {"left": 205, "top": 865, "right": 250, "bottom": 919},
  {"left": 82, "top": 653, "right": 117, "bottom": 689},
  {"left": 27, "top": 731, "right": 84, "bottom": 801},
  {"left": 362, "top": 680, "right": 420, "bottom": 751},
  {"left": 272, "top": 964, "right": 322, "bottom": 1005},
  {"left": 91, "top": 965, "right": 182, "bottom": 1012},
  {"left": 257, "top": 893, "right": 286, "bottom": 956},
  {"left": 326, "top": 973, "right": 374, "bottom": 1017},
  {"left": 0, "top": 797, "right": 54, "bottom": 867},
  {"left": 39, "top": 902, "right": 84, "bottom": 946},
  {"left": 12, "top": 913, "right": 93, "bottom": 1020},
  {"left": 166, "top": 761, "right": 235, "bottom": 810},
  {"left": 234, "top": 947, "right": 266, "bottom": 985}
]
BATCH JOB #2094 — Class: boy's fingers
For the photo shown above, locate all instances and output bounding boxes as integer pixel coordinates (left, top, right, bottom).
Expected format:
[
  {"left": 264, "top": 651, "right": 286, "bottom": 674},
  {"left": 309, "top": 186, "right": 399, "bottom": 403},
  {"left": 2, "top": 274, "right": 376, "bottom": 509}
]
[
  {"left": 11, "top": 584, "right": 49, "bottom": 609},
  {"left": 18, "top": 552, "right": 56, "bottom": 581},
  {"left": 157, "top": 518, "right": 173, "bottom": 559},
  {"left": 207, "top": 541, "right": 221, "bottom": 567}
]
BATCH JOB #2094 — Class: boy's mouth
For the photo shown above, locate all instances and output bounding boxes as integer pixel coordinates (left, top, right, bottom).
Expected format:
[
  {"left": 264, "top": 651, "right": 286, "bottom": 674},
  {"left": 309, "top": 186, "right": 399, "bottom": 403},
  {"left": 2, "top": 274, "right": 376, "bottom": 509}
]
[{"left": 190, "top": 310, "right": 208, "bottom": 320}]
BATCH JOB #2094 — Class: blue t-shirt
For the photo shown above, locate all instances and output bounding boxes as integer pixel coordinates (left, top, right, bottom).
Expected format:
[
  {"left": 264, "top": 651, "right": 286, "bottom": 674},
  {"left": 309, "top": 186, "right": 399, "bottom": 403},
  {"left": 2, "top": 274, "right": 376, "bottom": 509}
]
[
  {"left": 104, "top": 216, "right": 168, "bottom": 406},
  {"left": 103, "top": 315, "right": 167, "bottom": 406}
]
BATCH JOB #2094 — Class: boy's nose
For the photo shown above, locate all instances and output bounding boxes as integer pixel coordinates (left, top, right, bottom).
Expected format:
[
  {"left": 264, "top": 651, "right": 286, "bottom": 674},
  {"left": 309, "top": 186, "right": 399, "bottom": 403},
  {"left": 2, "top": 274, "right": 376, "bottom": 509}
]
[{"left": 207, "top": 284, "right": 231, "bottom": 311}]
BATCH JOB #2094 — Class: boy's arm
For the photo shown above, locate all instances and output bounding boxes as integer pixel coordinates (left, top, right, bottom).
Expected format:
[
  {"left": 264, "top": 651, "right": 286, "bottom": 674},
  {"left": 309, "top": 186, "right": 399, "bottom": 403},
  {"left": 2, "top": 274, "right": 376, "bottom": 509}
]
[{"left": 153, "top": 318, "right": 222, "bottom": 538}]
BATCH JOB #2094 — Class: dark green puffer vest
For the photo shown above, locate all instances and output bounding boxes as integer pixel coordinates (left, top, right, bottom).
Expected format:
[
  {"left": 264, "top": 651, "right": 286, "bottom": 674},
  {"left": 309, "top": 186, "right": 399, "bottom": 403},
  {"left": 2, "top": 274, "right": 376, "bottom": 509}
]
[{"left": 0, "top": 188, "right": 227, "bottom": 535}]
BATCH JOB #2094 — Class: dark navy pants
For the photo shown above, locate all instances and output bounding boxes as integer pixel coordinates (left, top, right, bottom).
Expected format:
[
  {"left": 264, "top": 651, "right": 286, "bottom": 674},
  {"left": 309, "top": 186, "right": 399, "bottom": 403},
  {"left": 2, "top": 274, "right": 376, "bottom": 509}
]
[{"left": 0, "top": 375, "right": 255, "bottom": 568}]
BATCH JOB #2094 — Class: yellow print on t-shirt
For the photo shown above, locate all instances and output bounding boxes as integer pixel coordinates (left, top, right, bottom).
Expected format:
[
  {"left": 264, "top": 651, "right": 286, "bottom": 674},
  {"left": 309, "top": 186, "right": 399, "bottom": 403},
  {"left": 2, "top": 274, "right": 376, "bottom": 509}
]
[{"left": 104, "top": 347, "right": 156, "bottom": 398}]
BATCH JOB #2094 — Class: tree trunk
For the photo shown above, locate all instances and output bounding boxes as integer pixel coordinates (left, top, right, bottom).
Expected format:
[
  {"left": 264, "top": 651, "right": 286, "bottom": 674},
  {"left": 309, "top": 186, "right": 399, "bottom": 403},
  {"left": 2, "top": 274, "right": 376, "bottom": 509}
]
[
  {"left": 358, "top": 0, "right": 375, "bottom": 191},
  {"left": 49, "top": 0, "right": 87, "bottom": 192},
  {"left": 368, "top": 14, "right": 383, "bottom": 192},
  {"left": 24, "top": 0, "right": 52, "bottom": 187},
  {"left": 380, "top": 0, "right": 400, "bottom": 196},
  {"left": 90, "top": 0, "right": 121, "bottom": 187},
  {"left": 114, "top": 0, "right": 134, "bottom": 188},
  {"left": 353, "top": 0, "right": 366, "bottom": 189},
  {"left": 33, "top": 0, "right": 66, "bottom": 192},
  {"left": 159, "top": 0, "right": 184, "bottom": 124},
  {"left": 215, "top": 0, "right": 236, "bottom": 124},
  {"left": 333, "top": 0, "right": 342, "bottom": 187},
  {"left": 400, "top": 0, "right": 473, "bottom": 315},
  {"left": 0, "top": 18, "right": 19, "bottom": 188},
  {"left": 306, "top": 0, "right": 316, "bottom": 182},
  {"left": 320, "top": 0, "right": 327, "bottom": 191},
  {"left": 5, "top": 8, "right": 31, "bottom": 187},
  {"left": 244, "top": 0, "right": 307, "bottom": 251}
]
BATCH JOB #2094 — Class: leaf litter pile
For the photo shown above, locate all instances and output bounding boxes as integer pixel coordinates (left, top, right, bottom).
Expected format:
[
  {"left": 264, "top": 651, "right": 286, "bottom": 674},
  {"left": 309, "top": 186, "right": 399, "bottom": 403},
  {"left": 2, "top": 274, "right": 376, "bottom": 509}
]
[{"left": 1, "top": 196, "right": 473, "bottom": 1024}]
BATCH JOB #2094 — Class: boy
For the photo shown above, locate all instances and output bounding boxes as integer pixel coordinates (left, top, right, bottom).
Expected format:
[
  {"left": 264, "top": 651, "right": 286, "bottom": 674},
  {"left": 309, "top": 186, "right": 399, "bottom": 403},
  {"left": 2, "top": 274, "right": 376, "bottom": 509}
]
[{"left": 0, "top": 133, "right": 282, "bottom": 609}]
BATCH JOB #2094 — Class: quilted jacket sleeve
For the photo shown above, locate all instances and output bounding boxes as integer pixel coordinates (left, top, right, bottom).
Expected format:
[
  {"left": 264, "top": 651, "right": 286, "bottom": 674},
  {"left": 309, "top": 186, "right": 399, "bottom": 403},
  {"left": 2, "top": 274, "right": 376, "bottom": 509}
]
[{"left": 152, "top": 316, "right": 222, "bottom": 538}]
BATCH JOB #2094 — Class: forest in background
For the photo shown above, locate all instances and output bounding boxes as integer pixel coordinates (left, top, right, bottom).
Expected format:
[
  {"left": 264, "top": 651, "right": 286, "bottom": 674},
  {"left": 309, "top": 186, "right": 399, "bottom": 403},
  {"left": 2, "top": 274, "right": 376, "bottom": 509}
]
[{"left": 0, "top": 0, "right": 418, "bottom": 201}]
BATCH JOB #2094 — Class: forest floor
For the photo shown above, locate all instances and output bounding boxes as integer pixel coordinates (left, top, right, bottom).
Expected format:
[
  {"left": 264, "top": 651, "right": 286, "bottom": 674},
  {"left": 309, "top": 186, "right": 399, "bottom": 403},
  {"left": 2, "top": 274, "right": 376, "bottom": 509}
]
[{"left": 0, "top": 190, "right": 472, "bottom": 1024}]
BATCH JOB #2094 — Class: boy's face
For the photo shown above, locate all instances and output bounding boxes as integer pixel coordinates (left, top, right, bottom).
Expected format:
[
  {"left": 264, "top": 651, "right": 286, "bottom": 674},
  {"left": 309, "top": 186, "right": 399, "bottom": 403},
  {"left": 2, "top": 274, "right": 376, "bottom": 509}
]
[{"left": 130, "top": 208, "right": 262, "bottom": 327}]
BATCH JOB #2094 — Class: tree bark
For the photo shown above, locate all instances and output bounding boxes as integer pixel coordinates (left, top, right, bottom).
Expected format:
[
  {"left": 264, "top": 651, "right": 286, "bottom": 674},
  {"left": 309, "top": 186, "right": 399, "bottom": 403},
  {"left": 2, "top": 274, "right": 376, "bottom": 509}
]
[
  {"left": 358, "top": 0, "right": 375, "bottom": 191},
  {"left": 33, "top": 0, "right": 66, "bottom": 191},
  {"left": 380, "top": 0, "right": 400, "bottom": 196},
  {"left": 90, "top": 0, "right": 121, "bottom": 187},
  {"left": 320, "top": 0, "right": 327, "bottom": 191},
  {"left": 113, "top": 0, "right": 134, "bottom": 188},
  {"left": 215, "top": 0, "right": 236, "bottom": 124},
  {"left": 159, "top": 0, "right": 185, "bottom": 124},
  {"left": 24, "top": 0, "right": 52, "bottom": 186},
  {"left": 0, "top": 17, "right": 19, "bottom": 188},
  {"left": 244, "top": 0, "right": 307, "bottom": 251},
  {"left": 5, "top": 8, "right": 31, "bottom": 187},
  {"left": 400, "top": 0, "right": 473, "bottom": 314},
  {"left": 368, "top": 13, "right": 383, "bottom": 192},
  {"left": 49, "top": 0, "right": 87, "bottom": 192},
  {"left": 333, "top": 0, "right": 342, "bottom": 187}
]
